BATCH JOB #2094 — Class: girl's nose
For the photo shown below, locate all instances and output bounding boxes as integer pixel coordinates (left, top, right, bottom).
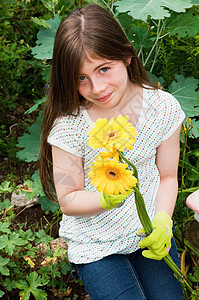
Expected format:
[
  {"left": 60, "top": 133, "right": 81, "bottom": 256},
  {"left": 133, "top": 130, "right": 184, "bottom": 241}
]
[{"left": 91, "top": 77, "right": 105, "bottom": 95}]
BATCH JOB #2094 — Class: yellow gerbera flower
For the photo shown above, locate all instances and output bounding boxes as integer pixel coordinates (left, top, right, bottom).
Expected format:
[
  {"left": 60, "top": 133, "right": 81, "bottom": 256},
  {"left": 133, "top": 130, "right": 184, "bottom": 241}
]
[
  {"left": 95, "top": 148, "right": 119, "bottom": 161},
  {"left": 88, "top": 157, "right": 137, "bottom": 195},
  {"left": 88, "top": 115, "right": 137, "bottom": 152}
]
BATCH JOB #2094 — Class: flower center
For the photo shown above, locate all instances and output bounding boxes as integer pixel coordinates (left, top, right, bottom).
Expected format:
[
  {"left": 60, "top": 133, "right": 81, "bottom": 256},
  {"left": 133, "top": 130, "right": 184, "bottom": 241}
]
[
  {"left": 106, "top": 168, "right": 120, "bottom": 180},
  {"left": 105, "top": 130, "right": 120, "bottom": 141}
]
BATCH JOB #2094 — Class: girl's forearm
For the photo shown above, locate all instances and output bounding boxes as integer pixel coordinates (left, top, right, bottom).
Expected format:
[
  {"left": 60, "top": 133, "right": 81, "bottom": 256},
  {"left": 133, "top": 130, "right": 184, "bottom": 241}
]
[
  {"left": 155, "top": 177, "right": 178, "bottom": 218},
  {"left": 58, "top": 190, "right": 106, "bottom": 217}
]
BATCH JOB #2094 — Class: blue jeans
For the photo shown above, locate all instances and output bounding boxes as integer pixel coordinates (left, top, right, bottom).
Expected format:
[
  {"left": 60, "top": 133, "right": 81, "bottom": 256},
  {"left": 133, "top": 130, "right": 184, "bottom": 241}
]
[{"left": 71, "top": 238, "right": 184, "bottom": 300}]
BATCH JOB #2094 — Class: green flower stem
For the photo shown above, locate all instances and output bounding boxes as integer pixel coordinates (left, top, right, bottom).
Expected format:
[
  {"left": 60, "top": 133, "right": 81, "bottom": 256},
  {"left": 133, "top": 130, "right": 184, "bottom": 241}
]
[
  {"left": 134, "top": 187, "right": 153, "bottom": 235},
  {"left": 117, "top": 150, "right": 194, "bottom": 294},
  {"left": 117, "top": 150, "right": 139, "bottom": 186},
  {"left": 178, "top": 186, "right": 199, "bottom": 194}
]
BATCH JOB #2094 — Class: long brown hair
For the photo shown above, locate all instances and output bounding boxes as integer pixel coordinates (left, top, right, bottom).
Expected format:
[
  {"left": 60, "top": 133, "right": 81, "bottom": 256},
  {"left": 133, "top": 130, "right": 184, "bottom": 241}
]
[{"left": 39, "top": 4, "right": 157, "bottom": 202}]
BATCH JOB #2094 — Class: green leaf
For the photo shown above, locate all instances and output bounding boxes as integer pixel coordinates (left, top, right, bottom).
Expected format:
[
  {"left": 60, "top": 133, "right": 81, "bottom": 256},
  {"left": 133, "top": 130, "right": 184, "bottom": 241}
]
[
  {"left": 61, "top": 260, "right": 72, "bottom": 275},
  {"left": 19, "top": 229, "right": 35, "bottom": 243},
  {"left": 167, "top": 12, "right": 199, "bottom": 38},
  {"left": 0, "top": 256, "right": 10, "bottom": 276},
  {"left": 3, "top": 278, "right": 17, "bottom": 291},
  {"left": 38, "top": 196, "right": 60, "bottom": 213},
  {"left": 50, "top": 265, "right": 61, "bottom": 278},
  {"left": 128, "top": 26, "right": 153, "bottom": 50},
  {"left": 16, "top": 279, "right": 29, "bottom": 290},
  {"left": 190, "top": 119, "right": 199, "bottom": 138},
  {"left": 168, "top": 75, "right": 199, "bottom": 138},
  {"left": 25, "top": 97, "right": 46, "bottom": 114},
  {"left": 148, "top": 73, "right": 164, "bottom": 87},
  {"left": 16, "top": 272, "right": 48, "bottom": 300},
  {"left": 32, "top": 15, "right": 61, "bottom": 60},
  {"left": 31, "top": 17, "right": 51, "bottom": 29},
  {"left": 117, "top": 12, "right": 133, "bottom": 30},
  {"left": 53, "top": 245, "right": 66, "bottom": 258},
  {"left": 0, "top": 290, "right": 5, "bottom": 297},
  {"left": 0, "top": 235, "right": 8, "bottom": 250},
  {"left": 0, "top": 221, "right": 11, "bottom": 234},
  {"left": 0, "top": 199, "right": 12, "bottom": 213},
  {"left": 23, "top": 170, "right": 45, "bottom": 199},
  {"left": 0, "top": 180, "right": 13, "bottom": 193},
  {"left": 6, "top": 233, "right": 26, "bottom": 255},
  {"left": 35, "top": 230, "right": 53, "bottom": 245},
  {"left": 41, "top": 0, "right": 56, "bottom": 13},
  {"left": 16, "top": 114, "right": 41, "bottom": 162},
  {"left": 0, "top": 233, "right": 26, "bottom": 255},
  {"left": 168, "top": 75, "right": 199, "bottom": 118},
  {"left": 115, "top": 0, "right": 193, "bottom": 21}
]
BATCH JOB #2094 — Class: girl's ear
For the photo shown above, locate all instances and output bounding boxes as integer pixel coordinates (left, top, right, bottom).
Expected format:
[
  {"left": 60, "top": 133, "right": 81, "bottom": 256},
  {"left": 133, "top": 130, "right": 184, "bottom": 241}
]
[{"left": 126, "top": 57, "right": 132, "bottom": 65}]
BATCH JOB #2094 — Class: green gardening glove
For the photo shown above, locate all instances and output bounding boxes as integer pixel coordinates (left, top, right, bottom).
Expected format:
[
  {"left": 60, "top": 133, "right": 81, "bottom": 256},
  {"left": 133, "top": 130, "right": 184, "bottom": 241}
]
[
  {"left": 99, "top": 190, "right": 132, "bottom": 210},
  {"left": 137, "top": 211, "right": 173, "bottom": 260}
]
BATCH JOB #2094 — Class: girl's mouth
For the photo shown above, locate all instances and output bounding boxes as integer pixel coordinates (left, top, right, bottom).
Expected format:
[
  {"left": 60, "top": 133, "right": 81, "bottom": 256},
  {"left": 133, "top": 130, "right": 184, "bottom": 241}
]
[{"left": 96, "top": 92, "right": 113, "bottom": 102}]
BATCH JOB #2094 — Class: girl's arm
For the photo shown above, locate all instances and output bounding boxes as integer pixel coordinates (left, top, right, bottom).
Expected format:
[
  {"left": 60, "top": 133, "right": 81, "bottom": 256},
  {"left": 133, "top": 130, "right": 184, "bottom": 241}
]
[
  {"left": 155, "top": 125, "right": 181, "bottom": 218},
  {"left": 51, "top": 145, "right": 105, "bottom": 217}
]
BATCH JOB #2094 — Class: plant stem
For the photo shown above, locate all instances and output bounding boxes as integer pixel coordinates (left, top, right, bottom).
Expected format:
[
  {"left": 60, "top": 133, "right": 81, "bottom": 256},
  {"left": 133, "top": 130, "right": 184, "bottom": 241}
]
[
  {"left": 117, "top": 150, "right": 138, "bottom": 184},
  {"left": 178, "top": 159, "right": 199, "bottom": 175},
  {"left": 178, "top": 186, "right": 199, "bottom": 194},
  {"left": 180, "top": 128, "right": 188, "bottom": 247},
  {"left": 143, "top": 19, "right": 165, "bottom": 67},
  {"left": 117, "top": 151, "right": 194, "bottom": 294}
]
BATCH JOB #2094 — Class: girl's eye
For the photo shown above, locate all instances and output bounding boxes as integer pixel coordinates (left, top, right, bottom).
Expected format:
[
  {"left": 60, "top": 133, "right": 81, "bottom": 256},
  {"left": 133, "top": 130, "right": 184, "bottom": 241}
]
[
  {"left": 100, "top": 67, "right": 109, "bottom": 73},
  {"left": 79, "top": 75, "right": 87, "bottom": 82}
]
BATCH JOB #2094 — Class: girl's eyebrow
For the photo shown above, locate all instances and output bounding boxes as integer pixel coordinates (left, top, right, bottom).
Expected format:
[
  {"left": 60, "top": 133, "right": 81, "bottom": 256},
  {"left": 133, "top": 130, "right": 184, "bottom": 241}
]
[
  {"left": 79, "top": 61, "right": 113, "bottom": 75},
  {"left": 93, "top": 61, "right": 113, "bottom": 71}
]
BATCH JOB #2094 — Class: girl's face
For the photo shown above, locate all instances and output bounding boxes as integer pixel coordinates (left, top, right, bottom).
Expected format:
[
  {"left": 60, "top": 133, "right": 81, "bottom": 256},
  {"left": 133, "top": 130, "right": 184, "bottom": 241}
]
[{"left": 78, "top": 55, "right": 133, "bottom": 110}]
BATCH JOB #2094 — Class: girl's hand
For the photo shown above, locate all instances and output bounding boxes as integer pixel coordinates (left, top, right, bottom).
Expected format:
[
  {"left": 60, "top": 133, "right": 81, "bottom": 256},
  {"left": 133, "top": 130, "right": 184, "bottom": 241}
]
[
  {"left": 99, "top": 190, "right": 132, "bottom": 210},
  {"left": 137, "top": 211, "right": 173, "bottom": 260}
]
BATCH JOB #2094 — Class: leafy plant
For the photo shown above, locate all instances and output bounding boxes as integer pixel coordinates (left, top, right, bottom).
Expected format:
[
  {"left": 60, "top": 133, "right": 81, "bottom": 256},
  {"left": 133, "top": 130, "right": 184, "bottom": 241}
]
[
  {"left": 2, "top": 0, "right": 199, "bottom": 298},
  {"left": 0, "top": 213, "right": 74, "bottom": 299},
  {"left": 16, "top": 114, "right": 42, "bottom": 162},
  {"left": 32, "top": 15, "right": 61, "bottom": 60},
  {"left": 16, "top": 271, "right": 49, "bottom": 300},
  {"left": 115, "top": 0, "right": 193, "bottom": 21}
]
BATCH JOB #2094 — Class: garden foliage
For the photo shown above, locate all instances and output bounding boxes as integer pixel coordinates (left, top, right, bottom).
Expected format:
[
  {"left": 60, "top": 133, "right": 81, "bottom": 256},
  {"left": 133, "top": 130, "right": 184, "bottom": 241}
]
[{"left": 1, "top": 0, "right": 199, "bottom": 299}]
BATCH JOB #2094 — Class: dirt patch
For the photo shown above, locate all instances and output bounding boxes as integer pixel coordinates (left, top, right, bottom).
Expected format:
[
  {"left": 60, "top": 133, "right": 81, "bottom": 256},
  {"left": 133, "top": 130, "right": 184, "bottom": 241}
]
[{"left": 11, "top": 203, "right": 59, "bottom": 237}]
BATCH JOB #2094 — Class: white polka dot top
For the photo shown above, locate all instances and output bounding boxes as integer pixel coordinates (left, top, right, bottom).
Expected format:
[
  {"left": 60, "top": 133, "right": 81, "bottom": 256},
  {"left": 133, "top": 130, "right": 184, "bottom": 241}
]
[{"left": 48, "top": 88, "right": 185, "bottom": 264}]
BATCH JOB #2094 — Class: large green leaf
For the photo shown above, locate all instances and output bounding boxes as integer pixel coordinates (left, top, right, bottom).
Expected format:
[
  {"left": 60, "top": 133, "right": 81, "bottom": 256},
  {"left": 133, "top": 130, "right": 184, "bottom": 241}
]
[
  {"left": 31, "top": 15, "right": 61, "bottom": 60},
  {"left": 128, "top": 26, "right": 154, "bottom": 50},
  {"left": 115, "top": 0, "right": 193, "bottom": 21},
  {"left": 16, "top": 114, "right": 41, "bottom": 162},
  {"left": 168, "top": 75, "right": 199, "bottom": 137},
  {"left": 25, "top": 97, "right": 46, "bottom": 114},
  {"left": 31, "top": 17, "right": 51, "bottom": 29},
  {"left": 117, "top": 12, "right": 133, "bottom": 30},
  {"left": 168, "top": 75, "right": 199, "bottom": 118},
  {"left": 167, "top": 12, "right": 199, "bottom": 38},
  {"left": 190, "top": 119, "right": 199, "bottom": 138},
  {"left": 38, "top": 196, "right": 60, "bottom": 212},
  {"left": 16, "top": 272, "right": 48, "bottom": 300}
]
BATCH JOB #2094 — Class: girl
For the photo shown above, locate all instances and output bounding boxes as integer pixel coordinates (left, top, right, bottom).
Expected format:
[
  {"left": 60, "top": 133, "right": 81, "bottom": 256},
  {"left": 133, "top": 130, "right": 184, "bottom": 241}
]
[{"left": 40, "top": 4, "right": 185, "bottom": 299}]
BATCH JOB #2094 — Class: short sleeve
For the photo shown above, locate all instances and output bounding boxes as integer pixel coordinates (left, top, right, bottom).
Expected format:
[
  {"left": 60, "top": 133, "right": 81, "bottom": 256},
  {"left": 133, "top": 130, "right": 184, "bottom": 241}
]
[
  {"left": 47, "top": 115, "right": 84, "bottom": 157},
  {"left": 160, "top": 91, "right": 185, "bottom": 141}
]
